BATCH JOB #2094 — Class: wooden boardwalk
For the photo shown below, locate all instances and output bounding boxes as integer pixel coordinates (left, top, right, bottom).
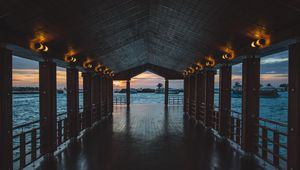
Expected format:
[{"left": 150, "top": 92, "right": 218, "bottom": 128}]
[{"left": 39, "top": 104, "right": 262, "bottom": 170}]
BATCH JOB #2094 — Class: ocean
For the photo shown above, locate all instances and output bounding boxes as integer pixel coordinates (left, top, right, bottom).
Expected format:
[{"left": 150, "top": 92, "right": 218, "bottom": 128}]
[{"left": 13, "top": 91, "right": 288, "bottom": 126}]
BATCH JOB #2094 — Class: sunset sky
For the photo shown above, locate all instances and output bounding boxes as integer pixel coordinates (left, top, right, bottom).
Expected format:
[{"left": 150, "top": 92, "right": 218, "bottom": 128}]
[{"left": 12, "top": 51, "right": 288, "bottom": 89}]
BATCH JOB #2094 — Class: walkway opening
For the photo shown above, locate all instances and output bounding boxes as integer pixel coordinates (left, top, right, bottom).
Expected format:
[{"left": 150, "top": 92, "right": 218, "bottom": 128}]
[
  {"left": 113, "top": 71, "right": 183, "bottom": 105},
  {"left": 12, "top": 56, "right": 40, "bottom": 169}
]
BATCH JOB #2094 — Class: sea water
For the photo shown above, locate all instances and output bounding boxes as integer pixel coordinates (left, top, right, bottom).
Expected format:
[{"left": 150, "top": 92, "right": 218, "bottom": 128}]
[{"left": 13, "top": 92, "right": 288, "bottom": 126}]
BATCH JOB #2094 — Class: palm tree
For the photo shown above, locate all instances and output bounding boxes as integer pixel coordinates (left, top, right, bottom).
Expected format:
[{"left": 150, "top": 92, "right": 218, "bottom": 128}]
[{"left": 157, "top": 83, "right": 163, "bottom": 89}]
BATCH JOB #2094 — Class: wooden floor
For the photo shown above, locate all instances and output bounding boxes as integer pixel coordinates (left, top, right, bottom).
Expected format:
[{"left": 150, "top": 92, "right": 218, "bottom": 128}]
[{"left": 39, "top": 104, "right": 262, "bottom": 170}]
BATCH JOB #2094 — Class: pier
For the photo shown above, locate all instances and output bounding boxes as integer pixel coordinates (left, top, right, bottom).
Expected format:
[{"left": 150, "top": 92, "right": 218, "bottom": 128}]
[{"left": 0, "top": 0, "right": 300, "bottom": 169}]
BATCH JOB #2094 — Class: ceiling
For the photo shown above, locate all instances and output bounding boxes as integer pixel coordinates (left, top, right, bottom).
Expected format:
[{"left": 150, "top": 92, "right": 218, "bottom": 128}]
[{"left": 1, "top": 0, "right": 300, "bottom": 73}]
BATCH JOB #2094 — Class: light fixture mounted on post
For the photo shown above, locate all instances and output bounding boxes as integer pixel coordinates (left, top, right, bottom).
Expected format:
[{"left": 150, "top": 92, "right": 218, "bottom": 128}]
[
  {"left": 83, "top": 60, "right": 93, "bottom": 69},
  {"left": 34, "top": 42, "right": 48, "bottom": 52},
  {"left": 182, "top": 70, "right": 188, "bottom": 76},
  {"left": 251, "top": 38, "right": 266, "bottom": 48},
  {"left": 94, "top": 64, "right": 103, "bottom": 72},
  {"left": 187, "top": 66, "right": 195, "bottom": 74},
  {"left": 195, "top": 62, "right": 203, "bottom": 71},
  {"left": 64, "top": 56, "right": 77, "bottom": 63},
  {"left": 205, "top": 56, "right": 216, "bottom": 67}
]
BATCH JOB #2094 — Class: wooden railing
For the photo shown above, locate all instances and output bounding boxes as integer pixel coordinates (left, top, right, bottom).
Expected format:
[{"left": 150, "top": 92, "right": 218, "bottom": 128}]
[
  {"left": 169, "top": 95, "right": 183, "bottom": 105},
  {"left": 257, "top": 117, "right": 287, "bottom": 169},
  {"left": 113, "top": 95, "right": 126, "bottom": 105},
  {"left": 12, "top": 108, "right": 88, "bottom": 170},
  {"left": 212, "top": 108, "right": 287, "bottom": 169}
]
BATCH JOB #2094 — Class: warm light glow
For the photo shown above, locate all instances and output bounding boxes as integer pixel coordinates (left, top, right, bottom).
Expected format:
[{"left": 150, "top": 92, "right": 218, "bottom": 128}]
[
  {"left": 195, "top": 62, "right": 203, "bottom": 71},
  {"left": 94, "top": 64, "right": 103, "bottom": 72},
  {"left": 31, "top": 42, "right": 48, "bottom": 52},
  {"left": 205, "top": 56, "right": 216, "bottom": 67},
  {"left": 251, "top": 38, "right": 267, "bottom": 48},
  {"left": 187, "top": 67, "right": 195, "bottom": 74},
  {"left": 83, "top": 59, "right": 93, "bottom": 69},
  {"left": 220, "top": 47, "right": 235, "bottom": 61},
  {"left": 64, "top": 48, "right": 78, "bottom": 63},
  {"left": 248, "top": 28, "right": 271, "bottom": 48}
]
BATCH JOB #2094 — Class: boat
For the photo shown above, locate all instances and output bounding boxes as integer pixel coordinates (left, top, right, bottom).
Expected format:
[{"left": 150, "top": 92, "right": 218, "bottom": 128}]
[
  {"left": 155, "top": 88, "right": 180, "bottom": 94},
  {"left": 118, "top": 89, "right": 138, "bottom": 94},
  {"left": 260, "top": 84, "right": 279, "bottom": 97},
  {"left": 232, "top": 82, "right": 242, "bottom": 97},
  {"left": 232, "top": 82, "right": 279, "bottom": 97}
]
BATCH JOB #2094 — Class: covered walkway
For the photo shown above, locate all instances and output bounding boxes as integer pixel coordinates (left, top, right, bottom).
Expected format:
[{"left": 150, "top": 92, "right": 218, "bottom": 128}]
[{"left": 39, "top": 104, "right": 261, "bottom": 170}]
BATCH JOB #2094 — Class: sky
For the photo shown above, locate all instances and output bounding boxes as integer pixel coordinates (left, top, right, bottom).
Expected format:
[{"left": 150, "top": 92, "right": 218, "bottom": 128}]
[{"left": 12, "top": 50, "right": 288, "bottom": 89}]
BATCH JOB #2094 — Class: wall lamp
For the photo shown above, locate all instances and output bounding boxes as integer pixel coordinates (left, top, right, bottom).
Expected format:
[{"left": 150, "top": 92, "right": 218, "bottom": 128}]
[
  {"left": 251, "top": 38, "right": 266, "bottom": 48},
  {"left": 83, "top": 61, "right": 93, "bottom": 69},
  {"left": 64, "top": 56, "right": 77, "bottom": 63},
  {"left": 34, "top": 42, "right": 48, "bottom": 52},
  {"left": 195, "top": 62, "right": 203, "bottom": 71},
  {"left": 205, "top": 56, "right": 216, "bottom": 67},
  {"left": 182, "top": 70, "right": 188, "bottom": 76},
  {"left": 95, "top": 64, "right": 103, "bottom": 72},
  {"left": 188, "top": 67, "right": 195, "bottom": 74}
]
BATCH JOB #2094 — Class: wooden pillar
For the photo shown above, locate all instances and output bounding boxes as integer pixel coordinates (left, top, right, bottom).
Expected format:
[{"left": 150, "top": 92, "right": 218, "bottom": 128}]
[
  {"left": 91, "top": 74, "right": 100, "bottom": 123},
  {"left": 126, "top": 79, "right": 130, "bottom": 106},
  {"left": 189, "top": 75, "right": 195, "bottom": 117},
  {"left": 39, "top": 59, "right": 57, "bottom": 156},
  {"left": 0, "top": 48, "right": 12, "bottom": 170},
  {"left": 184, "top": 77, "right": 187, "bottom": 112},
  {"left": 165, "top": 79, "right": 169, "bottom": 107},
  {"left": 67, "top": 68, "right": 79, "bottom": 138},
  {"left": 106, "top": 77, "right": 110, "bottom": 115},
  {"left": 83, "top": 72, "right": 92, "bottom": 128},
  {"left": 99, "top": 76, "right": 103, "bottom": 119},
  {"left": 241, "top": 57, "right": 260, "bottom": 153},
  {"left": 110, "top": 78, "right": 114, "bottom": 114},
  {"left": 197, "top": 72, "right": 206, "bottom": 123},
  {"left": 103, "top": 77, "right": 107, "bottom": 116},
  {"left": 205, "top": 70, "right": 215, "bottom": 127},
  {"left": 219, "top": 65, "right": 232, "bottom": 137},
  {"left": 186, "top": 76, "right": 190, "bottom": 114},
  {"left": 288, "top": 42, "right": 300, "bottom": 170},
  {"left": 193, "top": 74, "right": 198, "bottom": 118},
  {"left": 195, "top": 73, "right": 201, "bottom": 121}
]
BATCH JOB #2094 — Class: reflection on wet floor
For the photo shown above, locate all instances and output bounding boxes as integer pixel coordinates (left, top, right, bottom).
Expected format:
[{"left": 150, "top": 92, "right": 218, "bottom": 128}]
[{"left": 39, "top": 104, "right": 262, "bottom": 170}]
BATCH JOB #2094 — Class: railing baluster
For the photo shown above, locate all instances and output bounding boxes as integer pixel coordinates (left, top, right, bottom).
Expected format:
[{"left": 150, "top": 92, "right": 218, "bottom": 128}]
[
  {"left": 273, "top": 131, "right": 280, "bottom": 167},
  {"left": 230, "top": 117, "right": 234, "bottom": 140},
  {"left": 63, "top": 118, "right": 68, "bottom": 142},
  {"left": 236, "top": 119, "right": 241, "bottom": 144},
  {"left": 58, "top": 121, "right": 62, "bottom": 145},
  {"left": 20, "top": 132, "right": 26, "bottom": 168},
  {"left": 31, "top": 129, "right": 37, "bottom": 161},
  {"left": 262, "top": 126, "right": 268, "bottom": 160}
]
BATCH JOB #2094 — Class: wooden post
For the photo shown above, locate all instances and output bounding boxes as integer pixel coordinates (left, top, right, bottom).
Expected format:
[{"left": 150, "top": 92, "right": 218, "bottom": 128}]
[
  {"left": 205, "top": 70, "right": 215, "bottom": 128},
  {"left": 288, "top": 42, "right": 300, "bottom": 170},
  {"left": 39, "top": 59, "right": 57, "bottom": 156},
  {"left": 102, "top": 77, "right": 107, "bottom": 117},
  {"left": 91, "top": 74, "right": 99, "bottom": 123},
  {"left": 165, "top": 79, "right": 169, "bottom": 107},
  {"left": 189, "top": 75, "right": 195, "bottom": 117},
  {"left": 126, "top": 79, "right": 130, "bottom": 106},
  {"left": 0, "top": 48, "right": 12, "bottom": 170},
  {"left": 67, "top": 67, "right": 79, "bottom": 138},
  {"left": 219, "top": 65, "right": 232, "bottom": 137},
  {"left": 241, "top": 57, "right": 260, "bottom": 153},
  {"left": 99, "top": 76, "right": 103, "bottom": 119},
  {"left": 194, "top": 74, "right": 198, "bottom": 118},
  {"left": 83, "top": 72, "right": 92, "bottom": 128},
  {"left": 197, "top": 72, "right": 206, "bottom": 123},
  {"left": 184, "top": 77, "right": 187, "bottom": 112},
  {"left": 110, "top": 78, "right": 114, "bottom": 114}
]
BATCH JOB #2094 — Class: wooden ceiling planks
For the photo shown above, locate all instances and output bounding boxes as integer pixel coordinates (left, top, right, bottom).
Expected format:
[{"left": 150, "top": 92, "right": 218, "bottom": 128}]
[{"left": 0, "top": 0, "right": 300, "bottom": 73}]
